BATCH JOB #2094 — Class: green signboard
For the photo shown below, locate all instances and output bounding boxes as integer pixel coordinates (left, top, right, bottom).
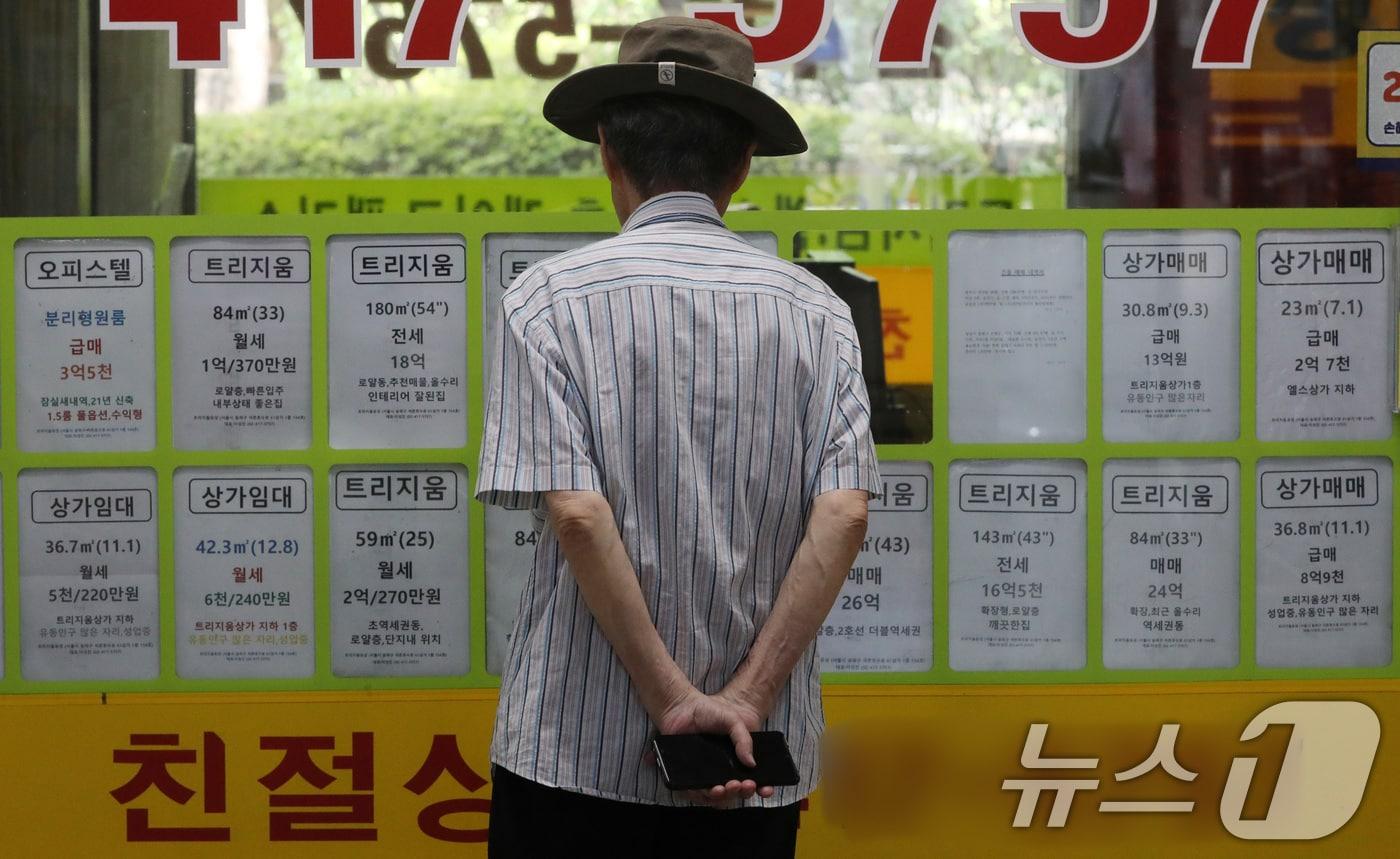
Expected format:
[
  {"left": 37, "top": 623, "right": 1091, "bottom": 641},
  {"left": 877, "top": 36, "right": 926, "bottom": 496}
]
[{"left": 197, "top": 175, "right": 1066, "bottom": 217}]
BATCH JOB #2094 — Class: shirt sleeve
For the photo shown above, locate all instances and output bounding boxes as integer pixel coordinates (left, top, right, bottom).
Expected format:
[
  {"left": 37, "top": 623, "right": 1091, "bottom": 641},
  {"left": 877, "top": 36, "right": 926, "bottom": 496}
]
[
  {"left": 475, "top": 311, "right": 603, "bottom": 510},
  {"left": 815, "top": 351, "right": 882, "bottom": 498}
]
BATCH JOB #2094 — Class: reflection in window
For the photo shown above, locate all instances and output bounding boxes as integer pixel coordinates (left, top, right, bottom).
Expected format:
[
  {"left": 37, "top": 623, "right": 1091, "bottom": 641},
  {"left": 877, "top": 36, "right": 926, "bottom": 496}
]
[
  {"left": 196, "top": 0, "right": 1067, "bottom": 210},
  {"left": 795, "top": 231, "right": 934, "bottom": 444},
  {"left": 1070, "top": 0, "right": 1400, "bottom": 207}
]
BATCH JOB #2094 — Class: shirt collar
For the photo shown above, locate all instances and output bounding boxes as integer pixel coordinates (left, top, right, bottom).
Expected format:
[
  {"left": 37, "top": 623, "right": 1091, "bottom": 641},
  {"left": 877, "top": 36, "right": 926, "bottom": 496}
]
[{"left": 621, "top": 192, "right": 727, "bottom": 233}]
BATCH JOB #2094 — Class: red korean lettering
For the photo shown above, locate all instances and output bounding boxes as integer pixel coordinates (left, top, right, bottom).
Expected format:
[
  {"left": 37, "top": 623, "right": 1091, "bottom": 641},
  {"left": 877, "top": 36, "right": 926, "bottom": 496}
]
[
  {"left": 1013, "top": 0, "right": 1155, "bottom": 69},
  {"left": 690, "top": 0, "right": 832, "bottom": 66},
  {"left": 403, "top": 734, "right": 491, "bottom": 843},
  {"left": 100, "top": 0, "right": 243, "bottom": 67},
  {"left": 402, "top": 0, "right": 474, "bottom": 67},
  {"left": 1385, "top": 71, "right": 1400, "bottom": 104},
  {"left": 874, "top": 0, "right": 946, "bottom": 68},
  {"left": 110, "top": 732, "right": 230, "bottom": 842},
  {"left": 260, "top": 733, "right": 376, "bottom": 841},
  {"left": 1193, "top": 0, "right": 1270, "bottom": 68},
  {"left": 303, "top": 0, "right": 361, "bottom": 67},
  {"left": 882, "top": 307, "right": 913, "bottom": 361}
]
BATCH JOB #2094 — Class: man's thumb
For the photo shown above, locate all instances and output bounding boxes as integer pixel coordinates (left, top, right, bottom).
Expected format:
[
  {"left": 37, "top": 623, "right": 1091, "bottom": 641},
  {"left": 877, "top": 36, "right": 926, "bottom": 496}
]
[{"left": 730, "top": 722, "right": 756, "bottom": 768}]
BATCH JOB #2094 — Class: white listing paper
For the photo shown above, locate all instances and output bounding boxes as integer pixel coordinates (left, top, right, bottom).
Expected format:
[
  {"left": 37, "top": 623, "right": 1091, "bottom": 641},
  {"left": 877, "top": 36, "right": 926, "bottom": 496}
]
[
  {"left": 1256, "top": 230, "right": 1393, "bottom": 440},
  {"left": 171, "top": 237, "right": 312, "bottom": 449},
  {"left": 483, "top": 506, "right": 541, "bottom": 675},
  {"left": 1102, "top": 459, "right": 1239, "bottom": 669},
  {"left": 1255, "top": 458, "right": 1392, "bottom": 667},
  {"left": 175, "top": 467, "right": 314, "bottom": 678},
  {"left": 15, "top": 239, "right": 155, "bottom": 451},
  {"left": 328, "top": 235, "right": 468, "bottom": 448},
  {"left": 818, "top": 461, "right": 933, "bottom": 672},
  {"left": 949, "top": 460, "right": 1086, "bottom": 671},
  {"left": 948, "top": 231, "right": 1086, "bottom": 443},
  {"left": 1101, "top": 231, "right": 1240, "bottom": 441},
  {"left": 330, "top": 466, "right": 470, "bottom": 676},
  {"left": 19, "top": 469, "right": 159, "bottom": 680}
]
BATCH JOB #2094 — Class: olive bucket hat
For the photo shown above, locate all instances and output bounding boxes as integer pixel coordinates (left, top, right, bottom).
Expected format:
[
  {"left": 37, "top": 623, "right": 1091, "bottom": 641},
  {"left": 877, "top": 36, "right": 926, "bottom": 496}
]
[{"left": 542, "top": 16, "right": 807, "bottom": 156}]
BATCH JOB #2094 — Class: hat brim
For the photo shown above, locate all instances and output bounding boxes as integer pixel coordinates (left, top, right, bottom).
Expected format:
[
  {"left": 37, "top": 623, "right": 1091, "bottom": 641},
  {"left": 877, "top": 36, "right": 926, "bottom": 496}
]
[{"left": 543, "top": 63, "right": 807, "bottom": 157}]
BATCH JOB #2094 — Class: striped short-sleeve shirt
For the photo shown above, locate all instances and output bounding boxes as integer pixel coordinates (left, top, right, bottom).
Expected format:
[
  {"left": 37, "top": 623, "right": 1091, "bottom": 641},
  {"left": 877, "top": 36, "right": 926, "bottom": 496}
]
[{"left": 476, "top": 191, "right": 880, "bottom": 807}]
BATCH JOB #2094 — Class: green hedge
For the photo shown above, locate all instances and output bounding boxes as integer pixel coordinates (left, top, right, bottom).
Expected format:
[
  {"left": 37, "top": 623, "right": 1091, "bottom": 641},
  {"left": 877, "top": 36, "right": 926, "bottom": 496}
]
[{"left": 198, "top": 88, "right": 866, "bottom": 179}]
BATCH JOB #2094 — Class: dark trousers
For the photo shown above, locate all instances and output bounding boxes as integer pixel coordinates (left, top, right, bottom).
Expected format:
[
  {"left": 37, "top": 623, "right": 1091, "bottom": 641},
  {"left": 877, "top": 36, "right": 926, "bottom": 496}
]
[{"left": 488, "top": 765, "right": 800, "bottom": 858}]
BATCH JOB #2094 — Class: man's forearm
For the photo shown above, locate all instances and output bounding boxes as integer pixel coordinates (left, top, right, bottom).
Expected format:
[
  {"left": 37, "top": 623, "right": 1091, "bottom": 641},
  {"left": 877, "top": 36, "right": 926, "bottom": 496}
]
[
  {"left": 544, "top": 490, "right": 692, "bottom": 721},
  {"left": 725, "top": 489, "right": 870, "bottom": 715}
]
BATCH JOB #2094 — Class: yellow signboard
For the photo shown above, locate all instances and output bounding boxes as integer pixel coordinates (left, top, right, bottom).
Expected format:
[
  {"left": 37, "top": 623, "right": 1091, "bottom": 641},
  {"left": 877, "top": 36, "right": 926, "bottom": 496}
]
[{"left": 5, "top": 682, "right": 1400, "bottom": 854}]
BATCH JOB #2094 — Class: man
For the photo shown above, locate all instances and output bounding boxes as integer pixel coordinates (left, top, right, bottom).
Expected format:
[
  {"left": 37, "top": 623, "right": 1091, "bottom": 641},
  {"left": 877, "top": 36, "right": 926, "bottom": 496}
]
[{"left": 476, "top": 16, "right": 879, "bottom": 857}]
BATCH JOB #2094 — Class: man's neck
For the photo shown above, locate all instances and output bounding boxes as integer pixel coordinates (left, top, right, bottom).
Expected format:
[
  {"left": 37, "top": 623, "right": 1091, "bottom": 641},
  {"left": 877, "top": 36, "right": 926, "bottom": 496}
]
[{"left": 612, "top": 185, "right": 728, "bottom": 226}]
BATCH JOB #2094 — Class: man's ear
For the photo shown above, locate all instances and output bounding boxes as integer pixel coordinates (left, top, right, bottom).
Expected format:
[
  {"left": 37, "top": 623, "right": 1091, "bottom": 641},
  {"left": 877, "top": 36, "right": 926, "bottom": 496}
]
[
  {"left": 727, "top": 143, "right": 757, "bottom": 197},
  {"left": 598, "top": 125, "right": 621, "bottom": 183}
]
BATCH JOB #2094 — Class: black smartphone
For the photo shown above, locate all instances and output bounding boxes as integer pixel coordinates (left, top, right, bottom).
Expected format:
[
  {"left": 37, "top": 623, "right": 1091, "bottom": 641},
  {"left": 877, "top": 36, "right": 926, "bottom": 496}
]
[{"left": 651, "top": 731, "right": 800, "bottom": 790}]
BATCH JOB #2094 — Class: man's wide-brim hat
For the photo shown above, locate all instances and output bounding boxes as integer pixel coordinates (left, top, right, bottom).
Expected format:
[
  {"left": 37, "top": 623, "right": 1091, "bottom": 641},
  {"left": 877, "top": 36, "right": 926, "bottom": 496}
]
[{"left": 543, "top": 17, "right": 807, "bottom": 157}]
